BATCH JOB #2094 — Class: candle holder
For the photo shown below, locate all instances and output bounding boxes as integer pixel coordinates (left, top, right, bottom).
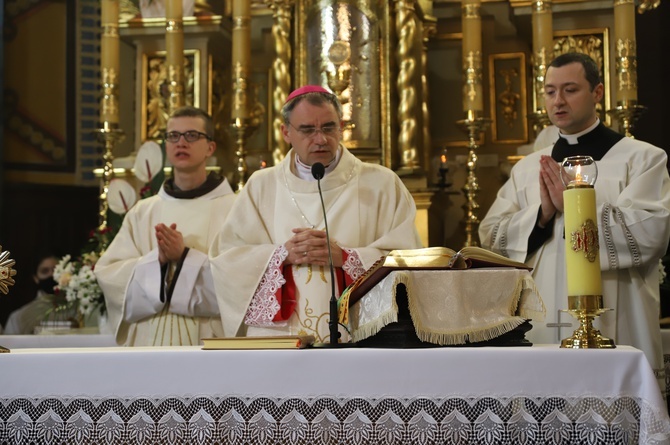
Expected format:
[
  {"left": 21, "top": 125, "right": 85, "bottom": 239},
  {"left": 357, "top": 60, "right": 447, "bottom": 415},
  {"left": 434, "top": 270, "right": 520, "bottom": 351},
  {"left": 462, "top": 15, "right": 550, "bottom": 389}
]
[
  {"left": 456, "top": 110, "right": 491, "bottom": 247},
  {"left": 559, "top": 156, "right": 615, "bottom": 349},
  {"left": 437, "top": 148, "right": 452, "bottom": 192},
  {"left": 606, "top": 101, "right": 647, "bottom": 138},
  {"left": 95, "top": 123, "right": 125, "bottom": 234}
]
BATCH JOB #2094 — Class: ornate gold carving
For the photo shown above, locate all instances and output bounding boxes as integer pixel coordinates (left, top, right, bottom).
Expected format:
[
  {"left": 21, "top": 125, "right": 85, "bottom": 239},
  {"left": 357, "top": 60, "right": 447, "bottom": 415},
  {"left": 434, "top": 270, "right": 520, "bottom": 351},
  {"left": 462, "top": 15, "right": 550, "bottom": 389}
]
[
  {"left": 462, "top": 3, "right": 480, "bottom": 18},
  {"left": 326, "top": 41, "right": 352, "bottom": 96},
  {"left": 637, "top": 0, "right": 660, "bottom": 13},
  {"left": 101, "top": 67, "right": 119, "bottom": 123},
  {"left": 532, "top": 0, "right": 551, "bottom": 12},
  {"left": 0, "top": 245, "right": 17, "bottom": 295},
  {"left": 144, "top": 51, "right": 197, "bottom": 140},
  {"left": 168, "top": 64, "right": 185, "bottom": 112},
  {"left": 265, "top": 0, "right": 294, "bottom": 165},
  {"left": 166, "top": 19, "right": 182, "bottom": 32},
  {"left": 613, "top": 0, "right": 634, "bottom": 5},
  {"left": 463, "top": 51, "right": 482, "bottom": 105},
  {"left": 498, "top": 69, "right": 520, "bottom": 127},
  {"left": 615, "top": 38, "right": 637, "bottom": 93},
  {"left": 571, "top": 219, "right": 599, "bottom": 262},
  {"left": 395, "top": 0, "right": 419, "bottom": 172}
]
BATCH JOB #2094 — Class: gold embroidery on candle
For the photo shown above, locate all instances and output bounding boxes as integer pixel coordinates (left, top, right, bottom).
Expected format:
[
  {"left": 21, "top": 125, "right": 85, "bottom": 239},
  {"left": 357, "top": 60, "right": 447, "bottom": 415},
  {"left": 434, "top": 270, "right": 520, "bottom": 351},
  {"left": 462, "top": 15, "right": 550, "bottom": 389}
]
[{"left": 571, "top": 219, "right": 599, "bottom": 262}]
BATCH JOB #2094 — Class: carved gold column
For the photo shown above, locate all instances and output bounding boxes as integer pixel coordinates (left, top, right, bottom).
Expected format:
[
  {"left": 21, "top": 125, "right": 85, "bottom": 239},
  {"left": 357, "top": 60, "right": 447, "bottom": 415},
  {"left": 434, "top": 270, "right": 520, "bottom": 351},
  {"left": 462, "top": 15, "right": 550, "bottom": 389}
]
[
  {"left": 266, "top": 0, "right": 293, "bottom": 165},
  {"left": 165, "top": 0, "right": 185, "bottom": 113},
  {"left": 421, "top": 16, "right": 437, "bottom": 174},
  {"left": 231, "top": 0, "right": 252, "bottom": 190},
  {"left": 395, "top": 0, "right": 420, "bottom": 175},
  {"left": 607, "top": 0, "right": 645, "bottom": 137},
  {"left": 457, "top": 0, "right": 490, "bottom": 247},
  {"left": 97, "top": 0, "right": 124, "bottom": 232},
  {"left": 530, "top": 0, "right": 553, "bottom": 134}
]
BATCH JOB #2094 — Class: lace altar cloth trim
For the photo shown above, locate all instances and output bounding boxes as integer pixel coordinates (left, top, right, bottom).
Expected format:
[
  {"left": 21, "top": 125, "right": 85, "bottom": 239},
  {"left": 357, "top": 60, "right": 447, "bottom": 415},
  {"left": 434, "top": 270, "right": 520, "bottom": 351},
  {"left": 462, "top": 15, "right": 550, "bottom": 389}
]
[{"left": 1, "top": 396, "right": 668, "bottom": 445}]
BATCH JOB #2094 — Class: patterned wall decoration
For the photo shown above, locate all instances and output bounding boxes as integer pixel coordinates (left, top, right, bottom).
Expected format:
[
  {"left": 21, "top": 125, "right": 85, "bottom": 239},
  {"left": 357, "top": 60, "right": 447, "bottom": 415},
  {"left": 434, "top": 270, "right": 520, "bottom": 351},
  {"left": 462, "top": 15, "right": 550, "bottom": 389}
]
[{"left": 78, "top": 0, "right": 103, "bottom": 184}]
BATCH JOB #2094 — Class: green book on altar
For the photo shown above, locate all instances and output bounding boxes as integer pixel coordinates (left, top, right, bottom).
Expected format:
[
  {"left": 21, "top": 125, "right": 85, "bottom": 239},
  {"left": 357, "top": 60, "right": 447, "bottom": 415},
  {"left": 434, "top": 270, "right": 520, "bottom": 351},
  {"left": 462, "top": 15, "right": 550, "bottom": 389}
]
[{"left": 201, "top": 335, "right": 315, "bottom": 350}]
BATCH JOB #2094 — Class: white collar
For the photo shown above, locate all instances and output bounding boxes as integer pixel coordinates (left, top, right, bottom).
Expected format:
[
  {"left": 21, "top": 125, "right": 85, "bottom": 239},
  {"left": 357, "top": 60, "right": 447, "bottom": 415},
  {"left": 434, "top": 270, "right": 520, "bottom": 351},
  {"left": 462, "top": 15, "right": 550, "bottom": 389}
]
[
  {"left": 558, "top": 118, "right": 600, "bottom": 145},
  {"left": 294, "top": 147, "right": 342, "bottom": 181}
]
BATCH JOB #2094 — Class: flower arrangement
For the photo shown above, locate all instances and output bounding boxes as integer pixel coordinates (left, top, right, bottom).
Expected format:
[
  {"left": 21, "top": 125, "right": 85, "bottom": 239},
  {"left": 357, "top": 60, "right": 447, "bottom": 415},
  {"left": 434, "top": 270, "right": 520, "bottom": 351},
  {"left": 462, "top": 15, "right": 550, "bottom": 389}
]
[{"left": 52, "top": 226, "right": 112, "bottom": 322}]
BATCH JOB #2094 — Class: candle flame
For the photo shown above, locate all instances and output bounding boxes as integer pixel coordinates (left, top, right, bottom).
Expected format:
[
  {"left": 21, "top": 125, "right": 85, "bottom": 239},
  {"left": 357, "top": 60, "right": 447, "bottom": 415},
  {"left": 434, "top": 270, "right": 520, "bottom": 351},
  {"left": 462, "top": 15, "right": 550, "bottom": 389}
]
[
  {"left": 260, "top": 160, "right": 267, "bottom": 169},
  {"left": 575, "top": 165, "right": 583, "bottom": 183},
  {"left": 440, "top": 154, "right": 447, "bottom": 165}
]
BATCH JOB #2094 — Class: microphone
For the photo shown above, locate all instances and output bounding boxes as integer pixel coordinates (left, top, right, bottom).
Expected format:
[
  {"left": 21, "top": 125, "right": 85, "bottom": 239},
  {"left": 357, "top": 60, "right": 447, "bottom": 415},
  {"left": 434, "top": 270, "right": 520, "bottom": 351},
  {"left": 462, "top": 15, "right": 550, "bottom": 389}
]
[{"left": 311, "top": 162, "right": 340, "bottom": 345}]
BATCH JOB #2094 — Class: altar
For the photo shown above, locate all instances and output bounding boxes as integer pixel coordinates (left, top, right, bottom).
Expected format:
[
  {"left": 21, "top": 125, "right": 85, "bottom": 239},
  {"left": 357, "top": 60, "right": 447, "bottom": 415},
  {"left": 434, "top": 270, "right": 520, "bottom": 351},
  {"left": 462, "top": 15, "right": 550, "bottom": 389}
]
[{"left": 1, "top": 345, "right": 669, "bottom": 444}]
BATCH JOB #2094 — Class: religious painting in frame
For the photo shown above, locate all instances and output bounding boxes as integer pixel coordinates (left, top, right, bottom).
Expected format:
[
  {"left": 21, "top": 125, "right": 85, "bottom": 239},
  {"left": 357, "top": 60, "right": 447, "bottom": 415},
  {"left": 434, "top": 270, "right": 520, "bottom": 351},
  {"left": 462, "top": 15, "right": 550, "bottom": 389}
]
[
  {"left": 427, "top": 32, "right": 484, "bottom": 148},
  {"left": 488, "top": 52, "right": 528, "bottom": 144},
  {"left": 140, "top": 49, "right": 201, "bottom": 142},
  {"left": 553, "top": 27, "right": 611, "bottom": 127}
]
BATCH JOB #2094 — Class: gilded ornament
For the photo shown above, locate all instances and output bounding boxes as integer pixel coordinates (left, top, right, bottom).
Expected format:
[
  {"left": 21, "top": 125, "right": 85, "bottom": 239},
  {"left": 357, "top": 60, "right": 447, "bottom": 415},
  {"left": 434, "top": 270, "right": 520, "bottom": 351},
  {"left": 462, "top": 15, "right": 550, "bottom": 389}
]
[
  {"left": 571, "top": 219, "right": 599, "bottom": 262},
  {"left": 0, "top": 245, "right": 17, "bottom": 295}
]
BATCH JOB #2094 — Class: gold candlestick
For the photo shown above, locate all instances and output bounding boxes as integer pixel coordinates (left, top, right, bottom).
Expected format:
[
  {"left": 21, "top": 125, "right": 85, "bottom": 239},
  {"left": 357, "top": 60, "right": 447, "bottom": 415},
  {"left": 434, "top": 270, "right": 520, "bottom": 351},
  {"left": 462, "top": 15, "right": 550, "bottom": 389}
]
[
  {"left": 559, "top": 156, "right": 615, "bottom": 349},
  {"left": 529, "top": 0, "right": 553, "bottom": 135},
  {"left": 166, "top": 0, "right": 185, "bottom": 113},
  {"left": 95, "top": 124, "right": 125, "bottom": 233},
  {"left": 607, "top": 102, "right": 647, "bottom": 138},
  {"left": 461, "top": 0, "right": 483, "bottom": 113},
  {"left": 97, "top": 0, "right": 124, "bottom": 235},
  {"left": 456, "top": 110, "right": 491, "bottom": 247},
  {"left": 231, "top": 0, "right": 252, "bottom": 189}
]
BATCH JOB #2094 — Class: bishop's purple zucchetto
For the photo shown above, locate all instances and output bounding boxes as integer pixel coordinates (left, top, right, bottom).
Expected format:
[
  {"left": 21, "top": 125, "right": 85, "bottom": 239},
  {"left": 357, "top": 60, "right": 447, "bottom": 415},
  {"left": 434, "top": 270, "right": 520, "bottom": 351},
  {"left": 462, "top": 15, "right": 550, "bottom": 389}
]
[{"left": 284, "top": 85, "right": 334, "bottom": 104}]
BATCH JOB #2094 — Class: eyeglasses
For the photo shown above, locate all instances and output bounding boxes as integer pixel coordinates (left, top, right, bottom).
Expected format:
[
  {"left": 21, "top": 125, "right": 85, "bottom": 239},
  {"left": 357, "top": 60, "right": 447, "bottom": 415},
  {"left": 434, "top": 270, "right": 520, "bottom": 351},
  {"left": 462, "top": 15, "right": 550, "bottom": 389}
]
[
  {"left": 288, "top": 122, "right": 340, "bottom": 138},
  {"left": 165, "top": 130, "right": 212, "bottom": 143}
]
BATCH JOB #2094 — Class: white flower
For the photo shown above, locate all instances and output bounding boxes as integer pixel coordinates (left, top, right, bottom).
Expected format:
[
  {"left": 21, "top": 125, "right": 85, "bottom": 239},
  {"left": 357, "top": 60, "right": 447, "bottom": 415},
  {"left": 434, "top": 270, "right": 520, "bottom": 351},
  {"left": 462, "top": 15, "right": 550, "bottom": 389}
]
[{"left": 53, "top": 252, "right": 105, "bottom": 320}]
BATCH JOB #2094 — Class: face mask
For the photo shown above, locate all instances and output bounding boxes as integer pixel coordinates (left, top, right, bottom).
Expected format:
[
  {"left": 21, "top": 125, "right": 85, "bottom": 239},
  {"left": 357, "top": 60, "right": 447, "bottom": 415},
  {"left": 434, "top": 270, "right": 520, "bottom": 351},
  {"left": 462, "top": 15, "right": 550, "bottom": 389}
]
[{"left": 37, "top": 277, "right": 57, "bottom": 294}]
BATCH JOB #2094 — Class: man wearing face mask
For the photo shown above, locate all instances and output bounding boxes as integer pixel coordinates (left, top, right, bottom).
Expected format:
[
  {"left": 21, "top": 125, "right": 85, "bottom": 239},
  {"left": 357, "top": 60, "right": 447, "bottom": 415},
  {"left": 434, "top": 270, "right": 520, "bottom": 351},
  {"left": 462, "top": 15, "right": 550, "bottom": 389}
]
[
  {"left": 210, "top": 85, "right": 422, "bottom": 343},
  {"left": 4, "top": 252, "right": 61, "bottom": 334}
]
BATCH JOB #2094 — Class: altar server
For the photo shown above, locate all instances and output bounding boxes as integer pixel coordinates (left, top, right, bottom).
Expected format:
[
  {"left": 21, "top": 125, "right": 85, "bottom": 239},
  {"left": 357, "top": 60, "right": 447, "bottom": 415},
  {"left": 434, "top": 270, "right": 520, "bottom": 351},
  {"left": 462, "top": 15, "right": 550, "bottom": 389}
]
[
  {"left": 480, "top": 53, "right": 670, "bottom": 389},
  {"left": 95, "top": 106, "right": 236, "bottom": 346},
  {"left": 210, "top": 86, "right": 422, "bottom": 343}
]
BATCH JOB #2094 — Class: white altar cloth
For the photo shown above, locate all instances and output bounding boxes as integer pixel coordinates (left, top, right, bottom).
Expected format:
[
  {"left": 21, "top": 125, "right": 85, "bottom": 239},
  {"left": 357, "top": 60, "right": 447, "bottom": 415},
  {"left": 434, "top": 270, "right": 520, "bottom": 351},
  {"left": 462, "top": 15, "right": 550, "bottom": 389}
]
[
  {"left": 2, "top": 345, "right": 669, "bottom": 444},
  {"left": 0, "top": 334, "right": 116, "bottom": 349}
]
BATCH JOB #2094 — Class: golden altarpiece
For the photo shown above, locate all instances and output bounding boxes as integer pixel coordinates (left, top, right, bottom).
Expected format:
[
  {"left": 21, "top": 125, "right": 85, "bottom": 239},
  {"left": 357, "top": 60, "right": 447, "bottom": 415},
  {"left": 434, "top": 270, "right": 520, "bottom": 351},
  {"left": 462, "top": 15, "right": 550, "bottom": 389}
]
[{"left": 103, "top": 0, "right": 655, "bottom": 249}]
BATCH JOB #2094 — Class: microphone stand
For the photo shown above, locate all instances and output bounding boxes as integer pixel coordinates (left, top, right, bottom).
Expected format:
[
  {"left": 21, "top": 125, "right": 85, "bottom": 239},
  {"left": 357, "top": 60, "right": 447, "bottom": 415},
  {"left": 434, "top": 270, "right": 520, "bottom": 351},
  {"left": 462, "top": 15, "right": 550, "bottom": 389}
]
[{"left": 311, "top": 162, "right": 356, "bottom": 348}]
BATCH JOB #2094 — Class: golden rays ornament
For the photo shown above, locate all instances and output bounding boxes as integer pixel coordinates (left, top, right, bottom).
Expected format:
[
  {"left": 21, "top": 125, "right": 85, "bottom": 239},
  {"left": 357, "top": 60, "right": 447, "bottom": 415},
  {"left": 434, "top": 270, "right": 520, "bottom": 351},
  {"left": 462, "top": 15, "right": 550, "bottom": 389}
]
[{"left": 0, "top": 245, "right": 17, "bottom": 295}]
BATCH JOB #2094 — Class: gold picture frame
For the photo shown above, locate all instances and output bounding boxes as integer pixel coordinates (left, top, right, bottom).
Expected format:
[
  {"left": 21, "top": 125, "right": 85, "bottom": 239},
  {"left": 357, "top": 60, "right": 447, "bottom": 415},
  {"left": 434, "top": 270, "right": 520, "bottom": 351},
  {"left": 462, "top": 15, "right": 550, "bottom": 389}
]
[
  {"left": 140, "top": 49, "right": 201, "bottom": 141},
  {"left": 488, "top": 52, "right": 528, "bottom": 144}
]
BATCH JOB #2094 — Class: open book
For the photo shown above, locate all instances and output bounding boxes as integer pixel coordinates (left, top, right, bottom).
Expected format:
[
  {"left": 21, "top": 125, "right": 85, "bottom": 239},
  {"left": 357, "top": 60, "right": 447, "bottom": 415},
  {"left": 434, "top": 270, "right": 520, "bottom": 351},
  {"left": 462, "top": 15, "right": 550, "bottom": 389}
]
[
  {"left": 343, "top": 246, "right": 531, "bottom": 307},
  {"left": 201, "top": 335, "right": 315, "bottom": 350}
]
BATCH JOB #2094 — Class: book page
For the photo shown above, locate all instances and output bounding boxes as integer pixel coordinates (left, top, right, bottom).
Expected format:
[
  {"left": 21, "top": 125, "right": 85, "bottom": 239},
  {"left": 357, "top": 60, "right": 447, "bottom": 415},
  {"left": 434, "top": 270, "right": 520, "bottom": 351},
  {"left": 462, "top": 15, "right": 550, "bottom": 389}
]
[
  {"left": 383, "top": 247, "right": 457, "bottom": 268},
  {"left": 458, "top": 246, "right": 530, "bottom": 269}
]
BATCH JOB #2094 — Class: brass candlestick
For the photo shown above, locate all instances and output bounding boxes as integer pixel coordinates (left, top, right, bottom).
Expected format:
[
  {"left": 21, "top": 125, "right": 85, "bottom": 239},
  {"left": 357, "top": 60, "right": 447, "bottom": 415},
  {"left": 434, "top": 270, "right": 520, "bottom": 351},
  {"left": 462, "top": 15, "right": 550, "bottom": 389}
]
[
  {"left": 456, "top": 111, "right": 491, "bottom": 247},
  {"left": 95, "top": 123, "right": 125, "bottom": 232},
  {"left": 560, "top": 295, "right": 615, "bottom": 348},
  {"left": 607, "top": 101, "right": 647, "bottom": 138}
]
